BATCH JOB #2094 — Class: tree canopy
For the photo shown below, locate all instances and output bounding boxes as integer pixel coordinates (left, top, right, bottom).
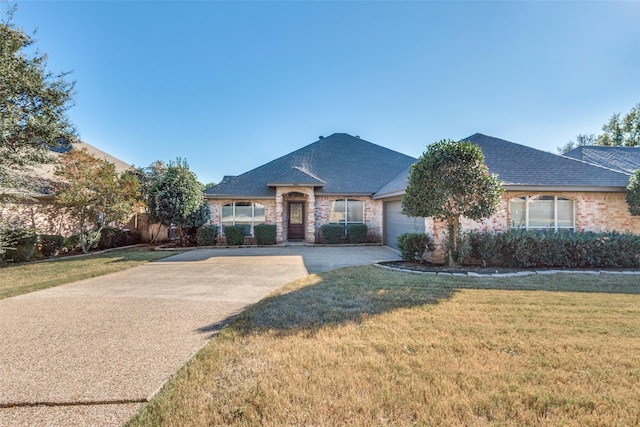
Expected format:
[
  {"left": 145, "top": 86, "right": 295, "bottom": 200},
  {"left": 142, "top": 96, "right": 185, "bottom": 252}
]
[
  {"left": 146, "top": 158, "right": 209, "bottom": 245},
  {"left": 53, "top": 148, "right": 139, "bottom": 253},
  {"left": 0, "top": 9, "right": 77, "bottom": 196},
  {"left": 558, "top": 102, "right": 640, "bottom": 154},
  {"left": 626, "top": 169, "right": 640, "bottom": 217},
  {"left": 402, "top": 139, "right": 503, "bottom": 266}
]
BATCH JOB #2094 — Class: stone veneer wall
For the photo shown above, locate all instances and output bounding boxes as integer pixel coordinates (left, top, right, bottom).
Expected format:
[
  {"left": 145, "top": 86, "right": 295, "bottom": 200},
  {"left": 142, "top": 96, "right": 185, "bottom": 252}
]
[
  {"left": 424, "top": 190, "right": 640, "bottom": 263},
  {"left": 0, "top": 199, "right": 75, "bottom": 236}
]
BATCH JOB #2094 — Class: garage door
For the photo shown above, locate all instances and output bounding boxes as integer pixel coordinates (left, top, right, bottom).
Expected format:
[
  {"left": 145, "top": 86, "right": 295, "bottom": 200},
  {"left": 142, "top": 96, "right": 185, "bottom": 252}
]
[{"left": 383, "top": 200, "right": 425, "bottom": 249}]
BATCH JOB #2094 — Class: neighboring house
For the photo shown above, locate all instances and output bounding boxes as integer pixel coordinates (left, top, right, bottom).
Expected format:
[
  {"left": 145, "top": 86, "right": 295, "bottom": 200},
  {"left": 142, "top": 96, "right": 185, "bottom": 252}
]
[
  {"left": 204, "top": 133, "right": 416, "bottom": 243},
  {"left": 563, "top": 146, "right": 640, "bottom": 175},
  {"left": 206, "top": 132, "right": 640, "bottom": 259},
  {"left": 0, "top": 141, "right": 135, "bottom": 236}
]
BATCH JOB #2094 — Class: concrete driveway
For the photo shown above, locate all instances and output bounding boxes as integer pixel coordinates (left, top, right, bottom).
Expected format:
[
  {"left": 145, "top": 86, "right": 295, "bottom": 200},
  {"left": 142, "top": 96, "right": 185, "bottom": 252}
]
[{"left": 0, "top": 246, "right": 397, "bottom": 426}]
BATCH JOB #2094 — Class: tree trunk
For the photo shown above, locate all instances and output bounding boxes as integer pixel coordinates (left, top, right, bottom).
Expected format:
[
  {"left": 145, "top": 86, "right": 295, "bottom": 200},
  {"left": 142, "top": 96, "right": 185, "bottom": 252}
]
[
  {"left": 80, "top": 207, "right": 88, "bottom": 254},
  {"left": 447, "top": 215, "right": 460, "bottom": 267}
]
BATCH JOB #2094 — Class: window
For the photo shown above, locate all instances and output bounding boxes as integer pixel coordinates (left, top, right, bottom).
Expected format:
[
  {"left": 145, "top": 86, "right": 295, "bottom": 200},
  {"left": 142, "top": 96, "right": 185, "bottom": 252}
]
[
  {"left": 222, "top": 202, "right": 265, "bottom": 236},
  {"left": 329, "top": 199, "right": 364, "bottom": 230},
  {"left": 509, "top": 196, "right": 574, "bottom": 231}
]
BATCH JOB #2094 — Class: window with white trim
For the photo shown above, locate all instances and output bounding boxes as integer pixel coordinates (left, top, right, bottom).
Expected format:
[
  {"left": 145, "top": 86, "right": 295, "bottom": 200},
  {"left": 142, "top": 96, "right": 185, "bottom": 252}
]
[
  {"left": 329, "top": 199, "right": 364, "bottom": 229},
  {"left": 510, "top": 196, "right": 574, "bottom": 231},
  {"left": 222, "top": 202, "right": 265, "bottom": 236}
]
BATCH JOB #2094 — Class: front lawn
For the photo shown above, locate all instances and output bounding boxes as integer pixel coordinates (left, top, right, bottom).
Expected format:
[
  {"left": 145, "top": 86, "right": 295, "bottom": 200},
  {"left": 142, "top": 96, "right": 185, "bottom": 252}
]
[
  {"left": 127, "top": 266, "right": 640, "bottom": 426},
  {"left": 0, "top": 248, "right": 180, "bottom": 300}
]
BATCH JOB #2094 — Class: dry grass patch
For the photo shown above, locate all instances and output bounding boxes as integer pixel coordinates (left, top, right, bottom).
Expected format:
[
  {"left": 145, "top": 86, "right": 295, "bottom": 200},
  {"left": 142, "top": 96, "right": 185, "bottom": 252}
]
[
  {"left": 128, "top": 266, "right": 640, "bottom": 426},
  {"left": 0, "top": 248, "right": 179, "bottom": 299}
]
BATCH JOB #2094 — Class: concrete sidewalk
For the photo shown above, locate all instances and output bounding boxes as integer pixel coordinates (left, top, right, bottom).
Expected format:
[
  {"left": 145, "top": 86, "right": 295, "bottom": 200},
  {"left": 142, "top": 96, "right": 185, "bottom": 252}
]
[{"left": 0, "top": 246, "right": 397, "bottom": 426}]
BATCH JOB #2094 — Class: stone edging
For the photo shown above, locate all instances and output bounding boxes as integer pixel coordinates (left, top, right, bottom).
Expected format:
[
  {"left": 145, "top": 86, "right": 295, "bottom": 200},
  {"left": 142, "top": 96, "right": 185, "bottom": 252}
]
[{"left": 373, "top": 262, "right": 640, "bottom": 278}]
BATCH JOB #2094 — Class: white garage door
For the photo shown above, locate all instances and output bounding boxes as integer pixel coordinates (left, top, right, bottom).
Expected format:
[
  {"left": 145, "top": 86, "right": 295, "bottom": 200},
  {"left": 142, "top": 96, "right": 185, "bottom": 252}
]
[{"left": 383, "top": 200, "right": 425, "bottom": 249}]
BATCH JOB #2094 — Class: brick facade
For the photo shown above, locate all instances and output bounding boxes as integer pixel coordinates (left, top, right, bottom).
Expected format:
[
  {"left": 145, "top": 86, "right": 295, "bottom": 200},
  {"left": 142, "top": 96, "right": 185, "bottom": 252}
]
[
  {"left": 207, "top": 191, "right": 383, "bottom": 244},
  {"left": 423, "top": 190, "right": 640, "bottom": 263}
]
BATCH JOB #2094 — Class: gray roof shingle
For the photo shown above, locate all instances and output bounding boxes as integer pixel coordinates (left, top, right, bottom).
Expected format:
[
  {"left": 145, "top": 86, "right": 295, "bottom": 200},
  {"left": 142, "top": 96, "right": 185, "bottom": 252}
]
[
  {"left": 205, "top": 133, "right": 416, "bottom": 198},
  {"left": 374, "top": 133, "right": 630, "bottom": 198},
  {"left": 563, "top": 146, "right": 640, "bottom": 175}
]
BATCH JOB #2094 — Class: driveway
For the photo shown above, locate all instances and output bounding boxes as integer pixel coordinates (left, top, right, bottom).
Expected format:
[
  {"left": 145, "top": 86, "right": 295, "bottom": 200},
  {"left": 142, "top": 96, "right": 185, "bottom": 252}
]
[{"left": 0, "top": 246, "right": 397, "bottom": 426}]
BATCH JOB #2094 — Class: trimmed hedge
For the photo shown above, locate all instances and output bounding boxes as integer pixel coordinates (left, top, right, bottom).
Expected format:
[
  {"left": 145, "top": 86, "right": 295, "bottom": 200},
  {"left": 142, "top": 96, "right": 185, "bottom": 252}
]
[
  {"left": 196, "top": 225, "right": 219, "bottom": 246},
  {"left": 255, "top": 224, "right": 276, "bottom": 245},
  {"left": 224, "top": 225, "right": 246, "bottom": 246},
  {"left": 397, "top": 232, "right": 434, "bottom": 263},
  {"left": 321, "top": 224, "right": 343, "bottom": 244},
  {"left": 39, "top": 234, "right": 65, "bottom": 257},
  {"left": 347, "top": 224, "right": 368, "bottom": 244},
  {"left": 468, "top": 230, "right": 640, "bottom": 269},
  {"left": 1, "top": 228, "right": 38, "bottom": 263}
]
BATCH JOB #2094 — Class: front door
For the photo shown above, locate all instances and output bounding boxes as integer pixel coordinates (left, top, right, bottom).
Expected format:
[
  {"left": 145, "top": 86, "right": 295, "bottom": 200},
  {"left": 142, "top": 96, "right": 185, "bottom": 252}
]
[{"left": 288, "top": 202, "right": 305, "bottom": 240}]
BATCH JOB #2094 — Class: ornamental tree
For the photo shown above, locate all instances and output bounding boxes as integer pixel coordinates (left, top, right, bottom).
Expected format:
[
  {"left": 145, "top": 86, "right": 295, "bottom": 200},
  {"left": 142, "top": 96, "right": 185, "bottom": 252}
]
[
  {"left": 0, "top": 9, "right": 77, "bottom": 197},
  {"left": 146, "top": 158, "right": 209, "bottom": 246},
  {"left": 626, "top": 169, "right": 640, "bottom": 216},
  {"left": 402, "top": 139, "right": 504, "bottom": 266},
  {"left": 54, "top": 148, "right": 140, "bottom": 253}
]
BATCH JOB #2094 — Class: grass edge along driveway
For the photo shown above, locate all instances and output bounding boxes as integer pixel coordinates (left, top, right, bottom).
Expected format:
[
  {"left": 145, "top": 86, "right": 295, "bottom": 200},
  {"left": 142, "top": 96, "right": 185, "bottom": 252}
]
[
  {"left": 0, "top": 248, "right": 180, "bottom": 300},
  {"left": 127, "top": 265, "right": 640, "bottom": 426}
]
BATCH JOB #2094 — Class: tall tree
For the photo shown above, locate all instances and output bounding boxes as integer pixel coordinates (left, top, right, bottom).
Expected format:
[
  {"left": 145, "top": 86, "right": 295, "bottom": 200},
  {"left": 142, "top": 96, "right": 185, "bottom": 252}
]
[
  {"left": 53, "top": 148, "right": 139, "bottom": 253},
  {"left": 147, "top": 158, "right": 209, "bottom": 246},
  {"left": 402, "top": 139, "right": 503, "bottom": 266},
  {"left": 0, "top": 8, "right": 77, "bottom": 196},
  {"left": 559, "top": 103, "right": 640, "bottom": 154}
]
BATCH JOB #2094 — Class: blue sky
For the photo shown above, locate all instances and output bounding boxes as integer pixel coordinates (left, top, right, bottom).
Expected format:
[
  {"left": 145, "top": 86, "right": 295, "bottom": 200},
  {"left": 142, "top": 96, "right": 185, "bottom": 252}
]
[{"left": 11, "top": 1, "right": 640, "bottom": 185}]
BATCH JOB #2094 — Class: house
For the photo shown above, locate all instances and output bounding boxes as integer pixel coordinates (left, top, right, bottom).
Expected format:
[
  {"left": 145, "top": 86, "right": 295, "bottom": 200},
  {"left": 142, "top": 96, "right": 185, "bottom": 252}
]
[
  {"left": 206, "top": 133, "right": 640, "bottom": 260},
  {"left": 0, "top": 141, "right": 135, "bottom": 236},
  {"left": 563, "top": 146, "right": 640, "bottom": 175},
  {"left": 204, "top": 133, "right": 416, "bottom": 244}
]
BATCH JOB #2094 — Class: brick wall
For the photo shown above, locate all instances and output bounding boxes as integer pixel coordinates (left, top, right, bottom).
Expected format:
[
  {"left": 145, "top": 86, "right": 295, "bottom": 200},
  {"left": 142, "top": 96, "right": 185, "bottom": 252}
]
[
  {"left": 314, "top": 196, "right": 382, "bottom": 242},
  {"left": 424, "top": 190, "right": 640, "bottom": 263}
]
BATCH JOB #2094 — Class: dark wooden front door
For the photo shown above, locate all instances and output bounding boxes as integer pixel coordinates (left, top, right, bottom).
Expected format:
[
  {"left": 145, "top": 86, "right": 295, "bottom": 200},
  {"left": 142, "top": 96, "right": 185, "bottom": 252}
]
[{"left": 288, "top": 202, "right": 305, "bottom": 240}]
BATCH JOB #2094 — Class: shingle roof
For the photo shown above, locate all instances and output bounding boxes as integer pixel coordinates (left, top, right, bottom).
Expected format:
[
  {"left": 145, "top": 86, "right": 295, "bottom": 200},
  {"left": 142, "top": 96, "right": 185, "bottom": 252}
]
[
  {"left": 205, "top": 133, "right": 416, "bottom": 198},
  {"left": 563, "top": 146, "right": 640, "bottom": 175},
  {"left": 467, "top": 133, "right": 630, "bottom": 188},
  {"left": 373, "top": 133, "right": 630, "bottom": 198}
]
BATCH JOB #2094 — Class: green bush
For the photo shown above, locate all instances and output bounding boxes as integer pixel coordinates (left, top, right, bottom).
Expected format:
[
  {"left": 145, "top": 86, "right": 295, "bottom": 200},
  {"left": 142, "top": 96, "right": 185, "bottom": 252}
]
[
  {"left": 397, "top": 232, "right": 434, "bottom": 263},
  {"left": 255, "top": 224, "right": 276, "bottom": 245},
  {"left": 64, "top": 231, "right": 100, "bottom": 252},
  {"left": 347, "top": 223, "right": 368, "bottom": 244},
  {"left": 196, "top": 225, "right": 219, "bottom": 246},
  {"left": 1, "top": 228, "right": 38, "bottom": 263},
  {"left": 469, "top": 230, "right": 640, "bottom": 269},
  {"left": 98, "top": 227, "right": 124, "bottom": 249},
  {"left": 39, "top": 234, "right": 65, "bottom": 257},
  {"left": 224, "top": 225, "right": 246, "bottom": 246},
  {"left": 321, "top": 224, "right": 343, "bottom": 244}
]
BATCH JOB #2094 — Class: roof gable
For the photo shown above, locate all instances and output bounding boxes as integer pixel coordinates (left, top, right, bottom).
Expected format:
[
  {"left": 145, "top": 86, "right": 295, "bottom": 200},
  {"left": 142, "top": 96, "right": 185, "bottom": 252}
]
[
  {"left": 564, "top": 146, "right": 640, "bottom": 175},
  {"left": 205, "top": 133, "right": 416, "bottom": 198}
]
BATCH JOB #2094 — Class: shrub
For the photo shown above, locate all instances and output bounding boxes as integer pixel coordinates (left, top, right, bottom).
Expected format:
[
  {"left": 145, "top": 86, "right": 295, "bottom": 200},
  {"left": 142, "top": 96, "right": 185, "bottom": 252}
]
[
  {"left": 347, "top": 224, "right": 368, "bottom": 244},
  {"left": 98, "top": 227, "right": 125, "bottom": 249},
  {"left": 469, "top": 230, "right": 640, "bottom": 269},
  {"left": 224, "top": 225, "right": 246, "bottom": 246},
  {"left": 196, "top": 225, "right": 219, "bottom": 246},
  {"left": 255, "top": 224, "right": 276, "bottom": 245},
  {"left": 39, "top": 234, "right": 65, "bottom": 257},
  {"left": 64, "top": 231, "right": 100, "bottom": 253},
  {"left": 468, "top": 230, "right": 504, "bottom": 267},
  {"left": 397, "top": 232, "right": 434, "bottom": 263},
  {"left": 321, "top": 224, "right": 343, "bottom": 244},
  {"left": 1, "top": 228, "right": 38, "bottom": 263}
]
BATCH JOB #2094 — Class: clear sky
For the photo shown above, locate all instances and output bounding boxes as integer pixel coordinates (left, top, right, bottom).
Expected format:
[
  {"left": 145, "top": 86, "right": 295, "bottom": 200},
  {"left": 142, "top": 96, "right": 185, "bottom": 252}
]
[{"left": 10, "top": 1, "right": 640, "bottom": 185}]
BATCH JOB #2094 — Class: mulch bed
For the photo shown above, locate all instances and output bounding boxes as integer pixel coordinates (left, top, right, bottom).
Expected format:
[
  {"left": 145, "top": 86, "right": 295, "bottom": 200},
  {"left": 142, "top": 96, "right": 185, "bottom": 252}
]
[{"left": 379, "top": 261, "right": 524, "bottom": 275}]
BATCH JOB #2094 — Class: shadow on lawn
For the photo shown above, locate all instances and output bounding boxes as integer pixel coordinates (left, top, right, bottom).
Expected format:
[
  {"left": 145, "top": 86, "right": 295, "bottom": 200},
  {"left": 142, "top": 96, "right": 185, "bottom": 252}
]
[{"left": 197, "top": 265, "right": 640, "bottom": 338}]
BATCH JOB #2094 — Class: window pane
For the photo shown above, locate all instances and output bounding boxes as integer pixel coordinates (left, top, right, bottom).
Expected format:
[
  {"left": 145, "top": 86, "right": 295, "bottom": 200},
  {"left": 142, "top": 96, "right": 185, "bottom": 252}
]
[
  {"left": 529, "top": 199, "right": 554, "bottom": 228},
  {"left": 254, "top": 203, "right": 265, "bottom": 224},
  {"left": 329, "top": 200, "right": 346, "bottom": 223},
  {"left": 222, "top": 204, "right": 234, "bottom": 225},
  {"left": 347, "top": 199, "right": 364, "bottom": 222},
  {"left": 235, "top": 204, "right": 252, "bottom": 222},
  {"left": 509, "top": 198, "right": 526, "bottom": 228},
  {"left": 557, "top": 200, "right": 574, "bottom": 228}
]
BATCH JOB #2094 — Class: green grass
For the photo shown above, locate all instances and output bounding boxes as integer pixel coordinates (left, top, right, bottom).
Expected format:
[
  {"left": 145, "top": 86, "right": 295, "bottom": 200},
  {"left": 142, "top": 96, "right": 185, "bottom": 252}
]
[
  {"left": 0, "top": 248, "right": 180, "bottom": 299},
  {"left": 127, "top": 266, "right": 640, "bottom": 426}
]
